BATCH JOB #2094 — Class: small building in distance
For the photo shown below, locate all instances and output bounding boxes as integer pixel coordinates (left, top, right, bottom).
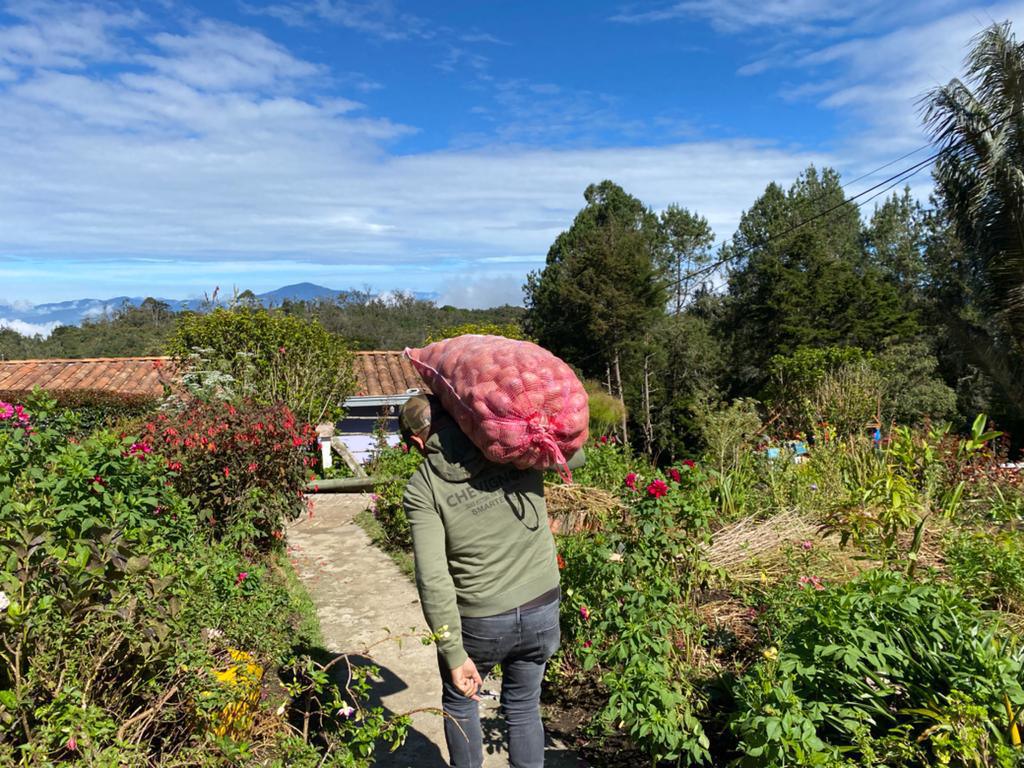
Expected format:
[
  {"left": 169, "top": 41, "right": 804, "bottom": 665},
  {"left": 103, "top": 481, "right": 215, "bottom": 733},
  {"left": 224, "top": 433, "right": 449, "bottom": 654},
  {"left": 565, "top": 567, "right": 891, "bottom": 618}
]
[{"left": 341, "top": 351, "right": 431, "bottom": 463}]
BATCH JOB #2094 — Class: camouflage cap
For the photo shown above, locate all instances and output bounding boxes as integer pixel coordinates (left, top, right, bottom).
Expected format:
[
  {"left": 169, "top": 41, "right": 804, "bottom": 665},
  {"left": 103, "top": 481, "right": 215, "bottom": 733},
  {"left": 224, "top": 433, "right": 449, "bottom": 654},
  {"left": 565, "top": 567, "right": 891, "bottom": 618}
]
[{"left": 399, "top": 393, "right": 435, "bottom": 441}]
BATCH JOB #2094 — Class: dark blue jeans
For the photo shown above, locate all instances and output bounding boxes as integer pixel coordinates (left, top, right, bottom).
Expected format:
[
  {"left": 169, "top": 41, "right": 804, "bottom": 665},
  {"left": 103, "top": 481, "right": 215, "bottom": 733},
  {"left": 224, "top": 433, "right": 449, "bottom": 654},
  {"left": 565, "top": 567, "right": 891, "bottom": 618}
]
[{"left": 439, "top": 595, "right": 561, "bottom": 768}]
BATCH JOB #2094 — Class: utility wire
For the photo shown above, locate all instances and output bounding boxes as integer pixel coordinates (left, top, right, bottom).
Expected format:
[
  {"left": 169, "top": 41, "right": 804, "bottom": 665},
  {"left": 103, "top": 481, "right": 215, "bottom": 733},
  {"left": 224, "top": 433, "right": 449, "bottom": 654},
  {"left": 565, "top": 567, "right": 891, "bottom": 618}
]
[{"left": 560, "top": 111, "right": 1016, "bottom": 369}]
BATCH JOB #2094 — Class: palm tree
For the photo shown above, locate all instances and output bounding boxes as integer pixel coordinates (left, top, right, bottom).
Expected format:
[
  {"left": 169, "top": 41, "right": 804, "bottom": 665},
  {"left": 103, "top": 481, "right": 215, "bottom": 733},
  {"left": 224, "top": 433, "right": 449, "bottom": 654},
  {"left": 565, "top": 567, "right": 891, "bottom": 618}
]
[{"left": 923, "top": 22, "right": 1024, "bottom": 418}]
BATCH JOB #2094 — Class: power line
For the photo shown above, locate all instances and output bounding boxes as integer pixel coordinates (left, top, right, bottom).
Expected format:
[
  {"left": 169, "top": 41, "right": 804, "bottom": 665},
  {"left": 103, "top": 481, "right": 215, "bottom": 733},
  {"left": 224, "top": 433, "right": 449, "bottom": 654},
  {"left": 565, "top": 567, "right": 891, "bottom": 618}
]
[{"left": 675, "top": 110, "right": 1019, "bottom": 287}]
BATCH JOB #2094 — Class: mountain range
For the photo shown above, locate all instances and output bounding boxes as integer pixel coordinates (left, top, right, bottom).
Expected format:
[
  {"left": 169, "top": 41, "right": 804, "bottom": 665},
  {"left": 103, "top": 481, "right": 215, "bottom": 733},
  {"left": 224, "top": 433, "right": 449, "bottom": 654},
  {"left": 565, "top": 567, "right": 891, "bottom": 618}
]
[{"left": 0, "top": 283, "right": 440, "bottom": 336}]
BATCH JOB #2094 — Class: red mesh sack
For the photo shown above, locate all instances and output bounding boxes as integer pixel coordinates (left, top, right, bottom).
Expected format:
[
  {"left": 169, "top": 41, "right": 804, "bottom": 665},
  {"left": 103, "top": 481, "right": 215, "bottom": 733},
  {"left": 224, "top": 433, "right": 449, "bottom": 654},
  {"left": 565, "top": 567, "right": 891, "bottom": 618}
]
[{"left": 404, "top": 335, "right": 589, "bottom": 481}]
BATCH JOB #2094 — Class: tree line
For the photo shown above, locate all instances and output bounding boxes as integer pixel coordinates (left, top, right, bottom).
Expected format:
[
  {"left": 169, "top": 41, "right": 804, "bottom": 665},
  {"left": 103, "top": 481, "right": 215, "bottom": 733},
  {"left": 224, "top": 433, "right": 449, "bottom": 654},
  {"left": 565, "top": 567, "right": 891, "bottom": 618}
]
[{"left": 524, "top": 22, "right": 1024, "bottom": 457}]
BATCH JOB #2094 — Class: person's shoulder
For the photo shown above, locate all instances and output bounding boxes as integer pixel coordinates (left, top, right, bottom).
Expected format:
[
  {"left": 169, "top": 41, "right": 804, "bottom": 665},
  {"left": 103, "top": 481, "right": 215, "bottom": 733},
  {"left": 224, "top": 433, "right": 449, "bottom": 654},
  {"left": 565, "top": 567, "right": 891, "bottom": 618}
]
[{"left": 403, "top": 463, "right": 431, "bottom": 501}]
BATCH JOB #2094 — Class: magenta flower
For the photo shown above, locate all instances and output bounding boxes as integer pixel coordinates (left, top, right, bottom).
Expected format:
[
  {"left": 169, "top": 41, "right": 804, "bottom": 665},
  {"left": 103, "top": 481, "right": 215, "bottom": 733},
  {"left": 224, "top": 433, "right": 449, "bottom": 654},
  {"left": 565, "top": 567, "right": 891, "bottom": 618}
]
[
  {"left": 236, "top": 571, "right": 249, "bottom": 585},
  {"left": 580, "top": 605, "right": 590, "bottom": 621},
  {"left": 667, "top": 468, "right": 681, "bottom": 483},
  {"left": 646, "top": 479, "right": 669, "bottom": 498},
  {"left": 583, "top": 640, "right": 592, "bottom": 648},
  {"left": 624, "top": 472, "right": 638, "bottom": 490},
  {"left": 800, "top": 540, "right": 814, "bottom": 551},
  {"left": 0, "top": 402, "right": 14, "bottom": 420}
]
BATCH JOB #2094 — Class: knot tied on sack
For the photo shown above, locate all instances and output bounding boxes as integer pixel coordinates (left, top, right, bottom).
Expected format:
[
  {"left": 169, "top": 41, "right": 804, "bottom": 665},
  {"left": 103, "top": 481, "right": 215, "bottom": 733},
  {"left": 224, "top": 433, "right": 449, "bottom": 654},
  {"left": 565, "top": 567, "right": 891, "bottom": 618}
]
[{"left": 525, "top": 413, "right": 572, "bottom": 484}]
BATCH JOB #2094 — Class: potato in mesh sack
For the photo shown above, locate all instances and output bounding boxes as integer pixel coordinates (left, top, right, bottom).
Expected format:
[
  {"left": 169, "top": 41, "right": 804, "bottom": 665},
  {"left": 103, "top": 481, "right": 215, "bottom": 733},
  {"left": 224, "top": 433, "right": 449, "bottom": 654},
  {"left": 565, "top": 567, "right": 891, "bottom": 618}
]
[{"left": 404, "top": 335, "right": 589, "bottom": 480}]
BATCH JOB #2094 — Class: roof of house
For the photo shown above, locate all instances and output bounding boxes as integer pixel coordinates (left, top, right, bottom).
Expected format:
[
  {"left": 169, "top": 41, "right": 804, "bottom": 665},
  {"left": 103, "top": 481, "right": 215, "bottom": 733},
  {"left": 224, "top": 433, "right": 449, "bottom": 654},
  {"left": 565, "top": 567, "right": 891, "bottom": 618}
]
[
  {"left": 0, "top": 350, "right": 428, "bottom": 405},
  {"left": 0, "top": 356, "right": 170, "bottom": 402},
  {"left": 351, "top": 351, "right": 430, "bottom": 399}
]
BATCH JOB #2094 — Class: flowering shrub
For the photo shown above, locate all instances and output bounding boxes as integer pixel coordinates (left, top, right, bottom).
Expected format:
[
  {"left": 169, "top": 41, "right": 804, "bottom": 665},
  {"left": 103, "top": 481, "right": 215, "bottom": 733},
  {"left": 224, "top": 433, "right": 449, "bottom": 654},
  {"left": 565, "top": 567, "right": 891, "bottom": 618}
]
[
  {"left": 555, "top": 473, "right": 714, "bottom": 764},
  {"left": 567, "top": 436, "right": 643, "bottom": 490},
  {"left": 143, "top": 399, "right": 316, "bottom": 548},
  {"left": 0, "top": 394, "right": 402, "bottom": 766}
]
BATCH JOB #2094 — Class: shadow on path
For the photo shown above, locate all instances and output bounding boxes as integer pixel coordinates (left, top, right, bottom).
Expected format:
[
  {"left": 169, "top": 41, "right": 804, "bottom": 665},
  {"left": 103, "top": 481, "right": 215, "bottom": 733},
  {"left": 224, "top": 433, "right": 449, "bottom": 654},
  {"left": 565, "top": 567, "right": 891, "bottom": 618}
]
[{"left": 295, "top": 647, "right": 448, "bottom": 768}]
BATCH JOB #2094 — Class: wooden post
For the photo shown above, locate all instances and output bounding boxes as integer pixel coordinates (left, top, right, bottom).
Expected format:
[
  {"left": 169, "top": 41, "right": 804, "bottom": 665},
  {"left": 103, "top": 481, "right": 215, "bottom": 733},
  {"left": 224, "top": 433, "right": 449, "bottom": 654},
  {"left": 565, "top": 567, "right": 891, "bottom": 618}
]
[{"left": 613, "top": 351, "right": 628, "bottom": 445}]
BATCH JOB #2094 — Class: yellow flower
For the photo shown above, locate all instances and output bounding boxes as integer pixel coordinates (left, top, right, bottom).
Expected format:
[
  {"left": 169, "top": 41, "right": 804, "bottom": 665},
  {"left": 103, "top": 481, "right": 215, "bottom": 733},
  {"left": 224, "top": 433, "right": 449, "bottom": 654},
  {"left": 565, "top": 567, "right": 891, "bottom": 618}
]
[{"left": 762, "top": 646, "right": 779, "bottom": 661}]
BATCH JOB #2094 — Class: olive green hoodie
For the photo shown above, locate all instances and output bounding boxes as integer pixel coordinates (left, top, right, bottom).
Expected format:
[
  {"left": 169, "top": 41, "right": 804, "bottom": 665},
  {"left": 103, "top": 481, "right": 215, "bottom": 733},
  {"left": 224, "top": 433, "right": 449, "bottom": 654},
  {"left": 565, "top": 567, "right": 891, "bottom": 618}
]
[{"left": 403, "top": 424, "right": 580, "bottom": 669}]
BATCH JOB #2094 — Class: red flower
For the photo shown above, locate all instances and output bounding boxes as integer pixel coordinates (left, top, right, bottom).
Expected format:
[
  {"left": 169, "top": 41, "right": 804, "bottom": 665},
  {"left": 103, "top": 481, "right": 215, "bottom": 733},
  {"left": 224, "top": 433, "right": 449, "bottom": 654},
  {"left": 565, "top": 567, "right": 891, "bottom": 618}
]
[
  {"left": 624, "top": 472, "right": 638, "bottom": 490},
  {"left": 583, "top": 640, "right": 592, "bottom": 648},
  {"left": 580, "top": 605, "right": 590, "bottom": 621},
  {"left": 599, "top": 435, "right": 608, "bottom": 444},
  {"left": 223, "top": 467, "right": 230, "bottom": 478},
  {"left": 236, "top": 571, "right": 248, "bottom": 584},
  {"left": 247, "top": 462, "right": 258, "bottom": 472},
  {"left": 682, "top": 459, "right": 696, "bottom": 468},
  {"left": 646, "top": 479, "right": 669, "bottom": 498},
  {"left": 557, "top": 553, "right": 566, "bottom": 570},
  {"left": 668, "top": 468, "right": 681, "bottom": 483}
]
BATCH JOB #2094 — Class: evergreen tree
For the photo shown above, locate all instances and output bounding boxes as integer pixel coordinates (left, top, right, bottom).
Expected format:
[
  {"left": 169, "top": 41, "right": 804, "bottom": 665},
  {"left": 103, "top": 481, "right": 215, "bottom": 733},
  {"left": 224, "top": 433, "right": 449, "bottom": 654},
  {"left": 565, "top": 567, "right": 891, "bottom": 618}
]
[{"left": 722, "top": 166, "right": 918, "bottom": 395}]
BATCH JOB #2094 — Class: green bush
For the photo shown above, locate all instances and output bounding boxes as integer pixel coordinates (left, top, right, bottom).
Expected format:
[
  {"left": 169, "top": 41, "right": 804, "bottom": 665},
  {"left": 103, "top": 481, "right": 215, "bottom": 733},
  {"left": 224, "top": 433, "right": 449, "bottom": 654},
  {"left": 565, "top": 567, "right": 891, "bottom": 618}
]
[
  {"left": 168, "top": 308, "right": 355, "bottom": 423},
  {"left": 729, "top": 572, "right": 1024, "bottom": 767},
  {"left": 565, "top": 435, "right": 644, "bottom": 491},
  {"left": 944, "top": 529, "right": 1024, "bottom": 611},
  {"left": 556, "top": 476, "right": 714, "bottom": 765},
  {"left": 366, "top": 439, "right": 423, "bottom": 551},
  {"left": 0, "top": 393, "right": 404, "bottom": 766}
]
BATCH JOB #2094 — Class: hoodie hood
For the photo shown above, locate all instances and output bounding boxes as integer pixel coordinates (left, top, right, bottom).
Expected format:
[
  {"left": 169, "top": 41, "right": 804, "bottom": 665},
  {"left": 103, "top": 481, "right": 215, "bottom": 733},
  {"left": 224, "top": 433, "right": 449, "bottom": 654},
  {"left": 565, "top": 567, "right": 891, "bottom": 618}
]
[{"left": 422, "top": 423, "right": 489, "bottom": 482}]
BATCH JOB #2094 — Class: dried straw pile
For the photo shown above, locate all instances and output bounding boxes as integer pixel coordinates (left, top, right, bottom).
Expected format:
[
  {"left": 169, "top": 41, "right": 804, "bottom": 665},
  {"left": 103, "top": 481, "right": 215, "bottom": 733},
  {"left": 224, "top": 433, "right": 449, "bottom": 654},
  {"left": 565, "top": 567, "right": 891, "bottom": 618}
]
[
  {"left": 545, "top": 482, "right": 624, "bottom": 534},
  {"left": 705, "top": 509, "right": 866, "bottom": 583}
]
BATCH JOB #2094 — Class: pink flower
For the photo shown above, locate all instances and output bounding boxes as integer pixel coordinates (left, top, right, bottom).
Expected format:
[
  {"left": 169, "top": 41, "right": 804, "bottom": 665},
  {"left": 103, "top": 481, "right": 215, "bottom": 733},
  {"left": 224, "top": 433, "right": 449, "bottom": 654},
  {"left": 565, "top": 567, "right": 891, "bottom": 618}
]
[
  {"left": 624, "top": 473, "right": 638, "bottom": 490},
  {"left": 668, "top": 468, "right": 681, "bottom": 483},
  {"left": 0, "top": 402, "right": 14, "bottom": 420},
  {"left": 66, "top": 735, "right": 77, "bottom": 752},
  {"left": 646, "top": 479, "right": 669, "bottom": 499},
  {"left": 236, "top": 572, "right": 248, "bottom": 585},
  {"left": 798, "top": 575, "right": 825, "bottom": 591},
  {"left": 800, "top": 540, "right": 814, "bottom": 551},
  {"left": 580, "top": 605, "right": 590, "bottom": 621}
]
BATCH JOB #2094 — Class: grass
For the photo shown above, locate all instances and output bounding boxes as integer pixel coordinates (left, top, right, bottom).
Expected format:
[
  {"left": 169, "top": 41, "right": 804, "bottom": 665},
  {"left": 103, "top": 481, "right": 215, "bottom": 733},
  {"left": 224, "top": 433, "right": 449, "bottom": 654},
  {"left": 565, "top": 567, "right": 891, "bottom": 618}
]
[
  {"left": 272, "top": 547, "right": 324, "bottom": 648},
  {"left": 354, "top": 507, "right": 416, "bottom": 581}
]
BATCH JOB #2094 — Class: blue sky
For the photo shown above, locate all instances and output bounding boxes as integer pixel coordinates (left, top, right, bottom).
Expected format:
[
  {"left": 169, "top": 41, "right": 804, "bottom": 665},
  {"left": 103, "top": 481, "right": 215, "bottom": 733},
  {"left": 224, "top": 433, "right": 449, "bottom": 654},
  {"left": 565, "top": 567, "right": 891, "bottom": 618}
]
[{"left": 0, "top": 0, "right": 1020, "bottom": 324}]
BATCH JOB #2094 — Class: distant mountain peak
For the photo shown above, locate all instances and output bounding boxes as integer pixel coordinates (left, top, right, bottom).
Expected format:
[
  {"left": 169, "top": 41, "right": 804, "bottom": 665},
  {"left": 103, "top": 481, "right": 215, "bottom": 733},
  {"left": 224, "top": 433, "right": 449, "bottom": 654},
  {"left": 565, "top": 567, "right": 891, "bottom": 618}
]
[{"left": 0, "top": 283, "right": 440, "bottom": 336}]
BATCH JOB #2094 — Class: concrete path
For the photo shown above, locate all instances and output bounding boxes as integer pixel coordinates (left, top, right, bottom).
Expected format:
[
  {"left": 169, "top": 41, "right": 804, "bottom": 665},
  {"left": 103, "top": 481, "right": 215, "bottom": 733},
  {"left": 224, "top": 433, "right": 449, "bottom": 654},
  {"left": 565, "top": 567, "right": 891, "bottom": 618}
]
[{"left": 287, "top": 494, "right": 582, "bottom": 768}]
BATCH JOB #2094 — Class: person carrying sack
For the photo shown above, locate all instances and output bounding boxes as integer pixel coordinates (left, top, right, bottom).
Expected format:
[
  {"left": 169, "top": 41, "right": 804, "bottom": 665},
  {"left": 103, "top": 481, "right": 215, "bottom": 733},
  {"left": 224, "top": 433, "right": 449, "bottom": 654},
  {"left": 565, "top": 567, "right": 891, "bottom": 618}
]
[{"left": 399, "top": 393, "right": 583, "bottom": 768}]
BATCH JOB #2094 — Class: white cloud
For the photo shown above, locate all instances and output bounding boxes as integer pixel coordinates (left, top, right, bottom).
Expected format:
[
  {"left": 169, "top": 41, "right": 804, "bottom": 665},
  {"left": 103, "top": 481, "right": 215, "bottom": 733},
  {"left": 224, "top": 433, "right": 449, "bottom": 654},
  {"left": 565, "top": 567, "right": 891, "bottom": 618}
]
[
  {"left": 242, "top": 0, "right": 431, "bottom": 41},
  {"left": 0, "top": 317, "right": 60, "bottom": 337},
  {"left": 0, "top": 1, "right": 142, "bottom": 70},
  {"left": 140, "top": 19, "right": 323, "bottom": 91},
  {"left": 0, "top": 6, "right": 829, "bottom": 282},
  {"left": 438, "top": 275, "right": 524, "bottom": 309}
]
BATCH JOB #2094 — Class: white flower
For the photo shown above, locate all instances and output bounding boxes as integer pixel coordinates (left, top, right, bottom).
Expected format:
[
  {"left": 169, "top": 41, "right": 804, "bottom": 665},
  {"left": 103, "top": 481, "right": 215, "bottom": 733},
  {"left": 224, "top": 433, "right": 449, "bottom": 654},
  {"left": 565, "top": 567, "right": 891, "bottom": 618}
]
[
  {"left": 205, "top": 627, "right": 224, "bottom": 640},
  {"left": 0, "top": 591, "right": 8, "bottom": 611},
  {"left": 338, "top": 705, "right": 355, "bottom": 718},
  {"left": 608, "top": 552, "right": 624, "bottom": 562},
  {"left": 442, "top": 630, "right": 451, "bottom": 639}
]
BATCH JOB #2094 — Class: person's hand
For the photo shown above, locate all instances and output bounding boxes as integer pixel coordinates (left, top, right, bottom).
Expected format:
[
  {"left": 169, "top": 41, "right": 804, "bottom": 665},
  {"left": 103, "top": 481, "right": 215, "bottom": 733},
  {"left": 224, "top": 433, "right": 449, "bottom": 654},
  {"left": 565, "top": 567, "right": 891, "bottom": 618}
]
[{"left": 451, "top": 658, "right": 482, "bottom": 700}]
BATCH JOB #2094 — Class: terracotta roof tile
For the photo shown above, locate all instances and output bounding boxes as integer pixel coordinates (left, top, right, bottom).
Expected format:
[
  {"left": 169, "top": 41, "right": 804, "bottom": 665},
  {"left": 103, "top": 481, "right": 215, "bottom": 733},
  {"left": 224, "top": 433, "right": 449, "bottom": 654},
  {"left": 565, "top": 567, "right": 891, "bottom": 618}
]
[
  {"left": 0, "top": 352, "right": 425, "bottom": 404},
  {"left": 0, "top": 357, "right": 170, "bottom": 402},
  {"left": 352, "top": 351, "right": 430, "bottom": 398}
]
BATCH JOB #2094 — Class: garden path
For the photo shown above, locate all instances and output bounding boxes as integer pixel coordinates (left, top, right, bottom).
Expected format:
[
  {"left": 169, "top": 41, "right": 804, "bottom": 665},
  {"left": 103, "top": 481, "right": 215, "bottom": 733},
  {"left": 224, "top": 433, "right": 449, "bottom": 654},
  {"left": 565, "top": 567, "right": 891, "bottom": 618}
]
[{"left": 287, "top": 493, "right": 582, "bottom": 768}]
